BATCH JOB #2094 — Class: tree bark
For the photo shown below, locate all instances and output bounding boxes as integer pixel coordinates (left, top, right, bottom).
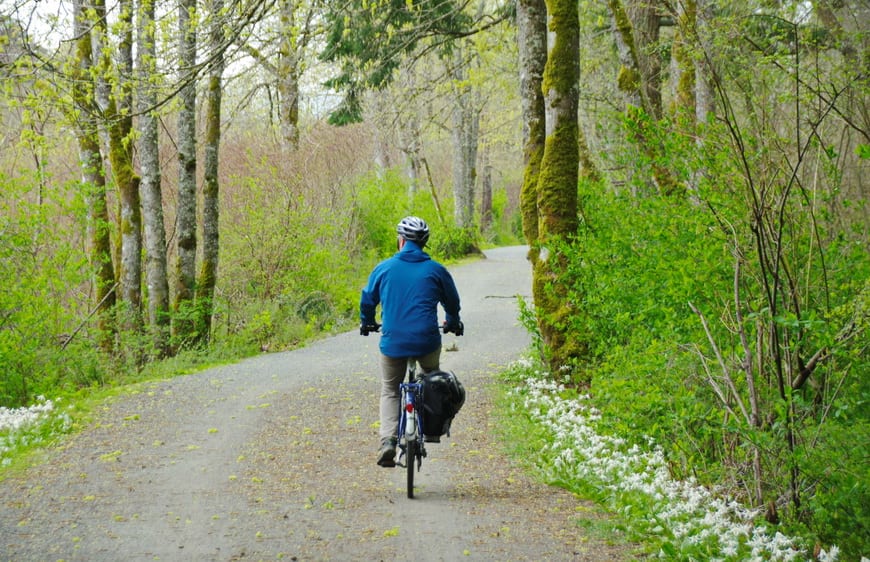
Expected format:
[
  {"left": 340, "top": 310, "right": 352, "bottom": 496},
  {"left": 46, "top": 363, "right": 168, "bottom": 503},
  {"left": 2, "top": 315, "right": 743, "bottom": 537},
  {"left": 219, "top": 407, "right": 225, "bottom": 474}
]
[
  {"left": 106, "top": 0, "right": 142, "bottom": 328},
  {"left": 607, "top": 0, "right": 661, "bottom": 118},
  {"left": 535, "top": 0, "right": 582, "bottom": 373},
  {"left": 174, "top": 0, "right": 198, "bottom": 345},
  {"left": 694, "top": 0, "right": 715, "bottom": 126},
  {"left": 196, "top": 0, "right": 225, "bottom": 345},
  {"left": 517, "top": 0, "right": 547, "bottom": 263},
  {"left": 668, "top": 0, "right": 696, "bottom": 119},
  {"left": 480, "top": 145, "right": 493, "bottom": 231},
  {"left": 627, "top": 0, "right": 661, "bottom": 120},
  {"left": 278, "top": 0, "right": 301, "bottom": 150},
  {"left": 449, "top": 45, "right": 480, "bottom": 230},
  {"left": 73, "top": 0, "right": 116, "bottom": 352},
  {"left": 608, "top": 0, "right": 680, "bottom": 196},
  {"left": 137, "top": 0, "right": 171, "bottom": 356}
]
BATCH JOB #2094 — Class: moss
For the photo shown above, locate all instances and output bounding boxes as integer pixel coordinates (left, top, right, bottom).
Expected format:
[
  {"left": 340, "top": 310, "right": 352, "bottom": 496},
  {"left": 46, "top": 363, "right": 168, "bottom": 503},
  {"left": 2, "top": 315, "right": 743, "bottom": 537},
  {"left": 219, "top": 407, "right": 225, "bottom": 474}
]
[
  {"left": 537, "top": 120, "right": 579, "bottom": 238},
  {"left": 533, "top": 253, "right": 588, "bottom": 374},
  {"left": 608, "top": 0, "right": 639, "bottom": 82},
  {"left": 520, "top": 139, "right": 544, "bottom": 256},
  {"left": 532, "top": 0, "right": 584, "bottom": 374},
  {"left": 617, "top": 66, "right": 640, "bottom": 94},
  {"left": 542, "top": 0, "right": 579, "bottom": 99},
  {"left": 670, "top": 0, "right": 696, "bottom": 118}
]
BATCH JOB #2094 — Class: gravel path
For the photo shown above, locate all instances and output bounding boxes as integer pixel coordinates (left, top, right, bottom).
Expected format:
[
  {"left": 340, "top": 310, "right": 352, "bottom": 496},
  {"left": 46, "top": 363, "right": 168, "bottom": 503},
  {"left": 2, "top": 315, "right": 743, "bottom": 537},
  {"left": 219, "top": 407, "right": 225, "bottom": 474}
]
[{"left": 0, "top": 246, "right": 635, "bottom": 561}]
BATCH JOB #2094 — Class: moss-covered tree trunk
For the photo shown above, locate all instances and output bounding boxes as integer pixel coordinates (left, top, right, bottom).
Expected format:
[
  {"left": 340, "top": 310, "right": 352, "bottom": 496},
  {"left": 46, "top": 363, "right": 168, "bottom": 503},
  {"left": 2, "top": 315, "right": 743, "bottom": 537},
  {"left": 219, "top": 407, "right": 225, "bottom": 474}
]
[
  {"left": 668, "top": 0, "right": 696, "bottom": 120},
  {"left": 607, "top": 0, "right": 681, "bottom": 196},
  {"left": 196, "top": 0, "right": 224, "bottom": 346},
  {"left": 517, "top": 0, "right": 547, "bottom": 264},
  {"left": 693, "top": 0, "right": 715, "bottom": 127},
  {"left": 137, "top": 0, "right": 171, "bottom": 356},
  {"left": 174, "top": 0, "right": 198, "bottom": 346},
  {"left": 103, "top": 0, "right": 142, "bottom": 330},
  {"left": 535, "top": 0, "right": 581, "bottom": 373},
  {"left": 73, "top": 0, "right": 116, "bottom": 352}
]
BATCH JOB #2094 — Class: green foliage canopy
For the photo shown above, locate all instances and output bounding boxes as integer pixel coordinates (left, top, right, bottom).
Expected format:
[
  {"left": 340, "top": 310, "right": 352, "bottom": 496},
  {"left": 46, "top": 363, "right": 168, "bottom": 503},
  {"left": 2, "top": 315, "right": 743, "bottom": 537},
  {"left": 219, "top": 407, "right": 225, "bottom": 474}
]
[{"left": 319, "top": 0, "right": 509, "bottom": 124}]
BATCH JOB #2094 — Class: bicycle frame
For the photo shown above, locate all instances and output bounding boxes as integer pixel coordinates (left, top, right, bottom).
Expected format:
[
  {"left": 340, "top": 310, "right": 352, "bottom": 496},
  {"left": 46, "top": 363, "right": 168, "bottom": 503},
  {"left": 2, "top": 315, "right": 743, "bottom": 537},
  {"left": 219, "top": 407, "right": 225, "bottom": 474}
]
[
  {"left": 396, "top": 361, "right": 427, "bottom": 498},
  {"left": 397, "top": 381, "right": 424, "bottom": 447}
]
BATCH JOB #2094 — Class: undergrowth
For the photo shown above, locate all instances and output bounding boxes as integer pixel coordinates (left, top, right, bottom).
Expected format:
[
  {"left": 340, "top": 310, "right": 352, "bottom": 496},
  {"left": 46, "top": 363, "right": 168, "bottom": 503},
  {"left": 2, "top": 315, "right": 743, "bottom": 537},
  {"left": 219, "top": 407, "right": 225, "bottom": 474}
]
[{"left": 496, "top": 356, "right": 857, "bottom": 562}]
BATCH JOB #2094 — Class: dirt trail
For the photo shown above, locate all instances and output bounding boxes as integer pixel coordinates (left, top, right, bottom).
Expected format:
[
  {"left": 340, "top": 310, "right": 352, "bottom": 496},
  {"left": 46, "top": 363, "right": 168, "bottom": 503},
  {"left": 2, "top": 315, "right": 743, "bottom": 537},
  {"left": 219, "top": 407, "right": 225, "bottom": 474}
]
[{"left": 0, "top": 246, "right": 633, "bottom": 561}]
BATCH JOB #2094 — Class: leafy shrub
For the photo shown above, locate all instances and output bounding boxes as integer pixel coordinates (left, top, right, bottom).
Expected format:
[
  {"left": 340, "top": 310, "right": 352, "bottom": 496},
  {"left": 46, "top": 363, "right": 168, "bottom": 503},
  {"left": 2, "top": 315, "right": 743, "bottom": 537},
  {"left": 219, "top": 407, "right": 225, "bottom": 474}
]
[
  {"left": 0, "top": 174, "right": 90, "bottom": 407},
  {"left": 352, "top": 170, "right": 414, "bottom": 256},
  {"left": 559, "top": 189, "right": 729, "bottom": 362},
  {"left": 551, "top": 175, "right": 869, "bottom": 558},
  {"left": 428, "top": 225, "right": 480, "bottom": 261}
]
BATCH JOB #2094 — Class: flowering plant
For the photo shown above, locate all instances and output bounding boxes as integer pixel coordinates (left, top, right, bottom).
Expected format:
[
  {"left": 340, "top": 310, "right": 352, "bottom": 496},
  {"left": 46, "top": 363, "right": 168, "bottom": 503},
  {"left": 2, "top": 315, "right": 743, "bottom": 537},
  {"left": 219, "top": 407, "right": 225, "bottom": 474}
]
[
  {"left": 507, "top": 360, "right": 857, "bottom": 562},
  {"left": 0, "top": 396, "right": 71, "bottom": 467}
]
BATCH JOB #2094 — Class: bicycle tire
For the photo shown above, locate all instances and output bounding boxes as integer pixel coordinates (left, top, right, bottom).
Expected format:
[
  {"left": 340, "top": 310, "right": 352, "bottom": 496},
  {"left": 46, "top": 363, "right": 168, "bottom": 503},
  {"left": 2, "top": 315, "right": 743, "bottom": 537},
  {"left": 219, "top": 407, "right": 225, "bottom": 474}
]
[{"left": 406, "top": 439, "right": 416, "bottom": 498}]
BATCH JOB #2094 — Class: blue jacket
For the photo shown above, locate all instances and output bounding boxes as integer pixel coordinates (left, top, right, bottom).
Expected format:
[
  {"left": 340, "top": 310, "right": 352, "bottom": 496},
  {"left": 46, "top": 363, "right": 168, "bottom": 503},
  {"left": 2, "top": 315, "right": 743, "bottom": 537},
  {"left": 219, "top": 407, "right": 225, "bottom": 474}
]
[{"left": 360, "top": 241, "right": 461, "bottom": 357}]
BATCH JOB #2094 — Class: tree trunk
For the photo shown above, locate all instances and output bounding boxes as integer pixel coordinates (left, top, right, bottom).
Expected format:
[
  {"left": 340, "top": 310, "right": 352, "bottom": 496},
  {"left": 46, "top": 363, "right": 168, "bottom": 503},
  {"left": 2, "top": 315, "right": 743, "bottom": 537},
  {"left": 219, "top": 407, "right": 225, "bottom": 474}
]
[
  {"left": 196, "top": 0, "right": 224, "bottom": 345},
  {"left": 400, "top": 115, "right": 423, "bottom": 196},
  {"left": 607, "top": 0, "right": 661, "bottom": 117},
  {"left": 668, "top": 0, "right": 696, "bottom": 120},
  {"left": 107, "top": 0, "right": 142, "bottom": 329},
  {"left": 695, "top": 0, "right": 716, "bottom": 127},
  {"left": 627, "top": 0, "right": 661, "bottom": 119},
  {"left": 174, "top": 0, "right": 198, "bottom": 345},
  {"left": 608, "top": 0, "right": 680, "bottom": 196},
  {"left": 449, "top": 46, "right": 480, "bottom": 230},
  {"left": 535, "top": 0, "right": 581, "bottom": 373},
  {"left": 517, "top": 0, "right": 547, "bottom": 263},
  {"left": 73, "top": 0, "right": 116, "bottom": 352},
  {"left": 278, "top": 0, "right": 300, "bottom": 150},
  {"left": 137, "top": 0, "right": 171, "bottom": 356},
  {"left": 480, "top": 145, "right": 493, "bottom": 232}
]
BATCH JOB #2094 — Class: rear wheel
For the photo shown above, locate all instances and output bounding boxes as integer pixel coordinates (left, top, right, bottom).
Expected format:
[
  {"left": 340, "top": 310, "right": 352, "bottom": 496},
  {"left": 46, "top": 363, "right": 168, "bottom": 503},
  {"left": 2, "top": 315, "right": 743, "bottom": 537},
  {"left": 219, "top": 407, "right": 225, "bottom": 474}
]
[{"left": 406, "top": 439, "right": 416, "bottom": 498}]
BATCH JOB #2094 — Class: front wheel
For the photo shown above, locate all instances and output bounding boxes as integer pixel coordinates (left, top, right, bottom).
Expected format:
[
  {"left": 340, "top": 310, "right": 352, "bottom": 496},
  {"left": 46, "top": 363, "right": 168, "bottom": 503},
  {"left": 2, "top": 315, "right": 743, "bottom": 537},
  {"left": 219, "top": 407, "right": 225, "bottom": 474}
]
[{"left": 406, "top": 439, "right": 416, "bottom": 498}]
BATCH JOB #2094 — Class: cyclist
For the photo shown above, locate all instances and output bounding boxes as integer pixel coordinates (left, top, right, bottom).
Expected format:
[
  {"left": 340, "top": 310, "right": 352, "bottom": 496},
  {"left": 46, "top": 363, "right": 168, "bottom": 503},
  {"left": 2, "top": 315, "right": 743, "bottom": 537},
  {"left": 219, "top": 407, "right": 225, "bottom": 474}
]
[{"left": 359, "top": 216, "right": 463, "bottom": 467}]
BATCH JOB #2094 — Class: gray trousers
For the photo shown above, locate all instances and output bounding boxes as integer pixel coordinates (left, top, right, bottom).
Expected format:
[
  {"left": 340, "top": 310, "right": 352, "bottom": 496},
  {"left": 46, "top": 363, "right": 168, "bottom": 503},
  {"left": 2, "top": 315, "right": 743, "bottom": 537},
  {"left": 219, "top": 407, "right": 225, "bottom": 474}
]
[{"left": 379, "top": 349, "right": 441, "bottom": 442}]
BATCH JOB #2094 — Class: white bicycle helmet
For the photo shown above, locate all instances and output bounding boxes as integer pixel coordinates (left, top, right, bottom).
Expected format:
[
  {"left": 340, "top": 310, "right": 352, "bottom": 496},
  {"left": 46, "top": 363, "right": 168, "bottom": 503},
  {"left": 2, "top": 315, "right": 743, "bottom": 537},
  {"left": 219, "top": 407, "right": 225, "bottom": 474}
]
[{"left": 397, "top": 216, "right": 430, "bottom": 247}]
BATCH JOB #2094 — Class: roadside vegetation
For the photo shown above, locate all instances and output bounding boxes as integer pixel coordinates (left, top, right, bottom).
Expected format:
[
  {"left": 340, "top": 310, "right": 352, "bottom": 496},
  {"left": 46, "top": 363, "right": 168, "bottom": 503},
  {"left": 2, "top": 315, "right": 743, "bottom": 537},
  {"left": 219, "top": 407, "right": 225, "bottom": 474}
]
[{"left": 498, "top": 358, "right": 848, "bottom": 562}]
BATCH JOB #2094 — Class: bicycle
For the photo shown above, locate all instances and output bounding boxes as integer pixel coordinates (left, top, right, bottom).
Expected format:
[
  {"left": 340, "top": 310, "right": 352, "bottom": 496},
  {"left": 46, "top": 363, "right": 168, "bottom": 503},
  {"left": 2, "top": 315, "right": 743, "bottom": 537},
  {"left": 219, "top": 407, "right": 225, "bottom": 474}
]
[
  {"left": 361, "top": 322, "right": 464, "bottom": 498},
  {"left": 397, "top": 359, "right": 425, "bottom": 498}
]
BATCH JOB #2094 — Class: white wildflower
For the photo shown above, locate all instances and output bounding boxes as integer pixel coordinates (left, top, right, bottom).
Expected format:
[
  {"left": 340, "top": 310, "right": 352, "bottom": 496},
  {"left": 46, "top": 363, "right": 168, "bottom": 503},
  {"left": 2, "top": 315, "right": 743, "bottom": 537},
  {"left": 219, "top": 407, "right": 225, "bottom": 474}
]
[{"left": 517, "top": 373, "right": 842, "bottom": 561}]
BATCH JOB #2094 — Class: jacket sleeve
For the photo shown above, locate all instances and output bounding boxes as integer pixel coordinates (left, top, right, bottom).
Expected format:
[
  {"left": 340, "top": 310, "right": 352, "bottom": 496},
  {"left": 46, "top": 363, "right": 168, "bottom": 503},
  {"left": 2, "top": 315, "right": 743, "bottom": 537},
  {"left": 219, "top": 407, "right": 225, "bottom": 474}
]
[
  {"left": 439, "top": 268, "right": 461, "bottom": 324},
  {"left": 360, "top": 270, "right": 380, "bottom": 324}
]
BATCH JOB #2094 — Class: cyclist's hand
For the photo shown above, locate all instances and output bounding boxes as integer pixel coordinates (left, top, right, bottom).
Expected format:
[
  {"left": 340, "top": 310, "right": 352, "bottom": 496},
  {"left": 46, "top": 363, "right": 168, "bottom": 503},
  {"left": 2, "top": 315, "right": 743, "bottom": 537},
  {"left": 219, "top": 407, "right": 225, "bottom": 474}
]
[
  {"left": 360, "top": 322, "right": 381, "bottom": 336},
  {"left": 443, "top": 320, "right": 464, "bottom": 336}
]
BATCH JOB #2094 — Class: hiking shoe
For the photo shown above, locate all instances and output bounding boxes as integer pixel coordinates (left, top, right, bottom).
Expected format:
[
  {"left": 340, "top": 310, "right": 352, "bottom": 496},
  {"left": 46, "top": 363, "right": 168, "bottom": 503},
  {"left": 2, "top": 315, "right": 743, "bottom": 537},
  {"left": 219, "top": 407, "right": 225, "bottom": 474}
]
[{"left": 377, "top": 438, "right": 397, "bottom": 467}]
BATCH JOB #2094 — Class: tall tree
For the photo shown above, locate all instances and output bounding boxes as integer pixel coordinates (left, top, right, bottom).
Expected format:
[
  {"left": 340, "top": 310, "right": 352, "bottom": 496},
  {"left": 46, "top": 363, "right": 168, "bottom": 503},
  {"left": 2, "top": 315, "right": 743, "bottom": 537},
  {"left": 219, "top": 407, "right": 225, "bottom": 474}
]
[
  {"left": 196, "top": 0, "right": 225, "bottom": 344},
  {"left": 517, "top": 0, "right": 547, "bottom": 263},
  {"left": 72, "top": 0, "right": 116, "bottom": 351},
  {"left": 240, "top": 0, "right": 319, "bottom": 150},
  {"left": 137, "top": 0, "right": 171, "bottom": 355},
  {"left": 276, "top": 0, "right": 311, "bottom": 150},
  {"left": 532, "top": 0, "right": 581, "bottom": 372},
  {"left": 97, "top": 0, "right": 142, "bottom": 329},
  {"left": 448, "top": 43, "right": 482, "bottom": 229},
  {"left": 607, "top": 0, "right": 680, "bottom": 195},
  {"left": 174, "top": 0, "right": 199, "bottom": 344}
]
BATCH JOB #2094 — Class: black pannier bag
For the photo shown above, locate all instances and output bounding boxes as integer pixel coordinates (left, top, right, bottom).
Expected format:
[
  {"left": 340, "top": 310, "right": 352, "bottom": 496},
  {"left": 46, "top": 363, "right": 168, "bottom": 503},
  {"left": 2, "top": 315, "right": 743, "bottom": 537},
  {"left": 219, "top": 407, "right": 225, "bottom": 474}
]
[{"left": 420, "top": 371, "right": 466, "bottom": 440}]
